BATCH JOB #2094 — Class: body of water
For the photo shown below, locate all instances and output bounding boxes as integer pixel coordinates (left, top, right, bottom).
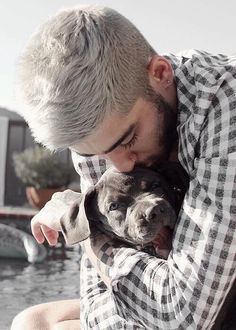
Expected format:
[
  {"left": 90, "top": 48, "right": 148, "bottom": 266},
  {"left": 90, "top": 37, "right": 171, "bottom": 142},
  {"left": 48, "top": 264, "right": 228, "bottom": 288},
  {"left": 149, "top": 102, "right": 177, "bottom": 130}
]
[
  {"left": 0, "top": 248, "right": 80, "bottom": 330},
  {"left": 1, "top": 245, "right": 235, "bottom": 330}
]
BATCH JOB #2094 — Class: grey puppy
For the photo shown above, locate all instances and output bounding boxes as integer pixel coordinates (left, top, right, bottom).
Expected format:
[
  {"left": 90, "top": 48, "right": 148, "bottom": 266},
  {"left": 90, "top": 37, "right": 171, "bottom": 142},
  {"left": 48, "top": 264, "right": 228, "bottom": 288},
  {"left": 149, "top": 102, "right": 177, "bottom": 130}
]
[{"left": 61, "top": 163, "right": 188, "bottom": 258}]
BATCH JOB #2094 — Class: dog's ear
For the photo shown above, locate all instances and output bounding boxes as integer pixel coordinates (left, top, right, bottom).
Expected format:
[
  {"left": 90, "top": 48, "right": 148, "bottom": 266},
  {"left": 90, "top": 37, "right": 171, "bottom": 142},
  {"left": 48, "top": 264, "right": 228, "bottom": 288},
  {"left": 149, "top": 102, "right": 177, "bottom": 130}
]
[
  {"left": 157, "top": 161, "right": 189, "bottom": 191},
  {"left": 60, "top": 187, "right": 96, "bottom": 245},
  {"left": 156, "top": 161, "right": 189, "bottom": 214}
]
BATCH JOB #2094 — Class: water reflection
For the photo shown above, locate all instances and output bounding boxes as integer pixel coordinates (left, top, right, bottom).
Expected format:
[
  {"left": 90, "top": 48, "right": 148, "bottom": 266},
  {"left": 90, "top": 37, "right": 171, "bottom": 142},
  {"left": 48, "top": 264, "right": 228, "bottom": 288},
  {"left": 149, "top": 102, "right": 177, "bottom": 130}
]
[{"left": 0, "top": 248, "right": 80, "bottom": 330}]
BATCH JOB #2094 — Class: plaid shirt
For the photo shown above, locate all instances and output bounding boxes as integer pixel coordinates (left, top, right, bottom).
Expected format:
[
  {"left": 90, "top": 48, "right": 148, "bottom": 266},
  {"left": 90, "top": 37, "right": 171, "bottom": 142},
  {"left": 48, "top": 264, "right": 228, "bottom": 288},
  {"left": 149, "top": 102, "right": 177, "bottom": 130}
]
[{"left": 72, "top": 50, "right": 236, "bottom": 329}]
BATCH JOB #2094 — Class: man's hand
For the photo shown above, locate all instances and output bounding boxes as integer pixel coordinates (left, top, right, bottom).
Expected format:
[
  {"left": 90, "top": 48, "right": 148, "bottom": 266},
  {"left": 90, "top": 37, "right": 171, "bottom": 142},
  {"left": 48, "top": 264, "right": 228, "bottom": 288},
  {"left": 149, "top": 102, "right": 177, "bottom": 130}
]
[{"left": 31, "top": 189, "right": 81, "bottom": 246}]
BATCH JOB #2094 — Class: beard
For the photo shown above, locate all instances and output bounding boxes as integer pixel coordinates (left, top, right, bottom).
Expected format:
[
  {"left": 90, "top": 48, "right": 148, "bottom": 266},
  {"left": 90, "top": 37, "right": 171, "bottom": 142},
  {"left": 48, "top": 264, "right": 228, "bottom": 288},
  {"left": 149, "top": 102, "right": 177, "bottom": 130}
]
[{"left": 137, "top": 88, "right": 178, "bottom": 168}]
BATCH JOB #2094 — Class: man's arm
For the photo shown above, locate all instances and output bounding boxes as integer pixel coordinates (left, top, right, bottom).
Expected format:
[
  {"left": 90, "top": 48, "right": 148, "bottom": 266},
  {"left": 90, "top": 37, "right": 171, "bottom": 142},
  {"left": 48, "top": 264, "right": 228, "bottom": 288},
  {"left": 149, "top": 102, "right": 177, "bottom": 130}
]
[
  {"left": 78, "top": 156, "right": 235, "bottom": 329},
  {"left": 71, "top": 141, "right": 236, "bottom": 329},
  {"left": 81, "top": 171, "right": 235, "bottom": 329}
]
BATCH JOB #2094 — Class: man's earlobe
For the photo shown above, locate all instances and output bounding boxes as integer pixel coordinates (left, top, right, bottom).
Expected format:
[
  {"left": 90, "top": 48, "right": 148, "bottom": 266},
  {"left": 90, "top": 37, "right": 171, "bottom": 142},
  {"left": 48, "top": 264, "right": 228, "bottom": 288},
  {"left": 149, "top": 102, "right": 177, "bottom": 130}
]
[{"left": 153, "top": 76, "right": 161, "bottom": 83}]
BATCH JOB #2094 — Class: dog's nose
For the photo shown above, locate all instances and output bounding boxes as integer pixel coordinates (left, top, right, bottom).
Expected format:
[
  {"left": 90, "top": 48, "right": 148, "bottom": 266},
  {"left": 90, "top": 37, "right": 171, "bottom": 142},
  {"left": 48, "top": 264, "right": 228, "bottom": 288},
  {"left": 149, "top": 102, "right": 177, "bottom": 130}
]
[{"left": 145, "top": 203, "right": 166, "bottom": 221}]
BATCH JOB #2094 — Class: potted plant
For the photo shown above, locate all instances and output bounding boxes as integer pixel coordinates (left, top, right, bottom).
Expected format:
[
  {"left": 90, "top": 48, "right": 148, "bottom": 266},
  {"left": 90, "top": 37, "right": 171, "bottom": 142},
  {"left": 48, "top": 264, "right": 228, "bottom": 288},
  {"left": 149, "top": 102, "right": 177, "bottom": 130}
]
[{"left": 13, "top": 145, "right": 72, "bottom": 209}]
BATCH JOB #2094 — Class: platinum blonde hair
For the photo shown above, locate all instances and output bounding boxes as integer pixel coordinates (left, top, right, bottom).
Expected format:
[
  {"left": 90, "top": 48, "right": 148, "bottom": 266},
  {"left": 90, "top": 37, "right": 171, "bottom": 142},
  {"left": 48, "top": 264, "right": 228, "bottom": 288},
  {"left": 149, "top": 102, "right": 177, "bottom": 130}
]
[{"left": 17, "top": 5, "right": 155, "bottom": 150}]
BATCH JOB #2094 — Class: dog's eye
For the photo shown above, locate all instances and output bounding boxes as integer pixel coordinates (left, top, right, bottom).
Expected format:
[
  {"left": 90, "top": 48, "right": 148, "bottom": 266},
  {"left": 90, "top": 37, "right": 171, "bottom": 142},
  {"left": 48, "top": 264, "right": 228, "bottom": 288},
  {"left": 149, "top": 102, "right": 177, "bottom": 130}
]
[
  {"left": 109, "top": 202, "right": 119, "bottom": 211},
  {"left": 151, "top": 181, "right": 161, "bottom": 190}
]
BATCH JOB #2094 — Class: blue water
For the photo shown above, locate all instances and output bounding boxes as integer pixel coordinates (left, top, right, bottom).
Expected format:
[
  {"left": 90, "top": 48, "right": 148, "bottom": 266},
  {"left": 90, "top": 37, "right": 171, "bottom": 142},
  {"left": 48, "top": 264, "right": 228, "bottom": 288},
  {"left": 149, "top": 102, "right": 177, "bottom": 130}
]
[{"left": 0, "top": 248, "right": 80, "bottom": 330}]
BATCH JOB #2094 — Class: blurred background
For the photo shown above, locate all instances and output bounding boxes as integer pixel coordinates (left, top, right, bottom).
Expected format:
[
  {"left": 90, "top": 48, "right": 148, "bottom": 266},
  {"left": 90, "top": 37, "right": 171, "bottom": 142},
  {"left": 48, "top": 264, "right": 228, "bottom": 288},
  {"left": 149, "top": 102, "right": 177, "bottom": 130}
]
[
  {"left": 1, "top": 0, "right": 236, "bottom": 112},
  {"left": 0, "top": 1, "right": 235, "bottom": 329},
  {"left": 1, "top": 0, "right": 236, "bottom": 207}
]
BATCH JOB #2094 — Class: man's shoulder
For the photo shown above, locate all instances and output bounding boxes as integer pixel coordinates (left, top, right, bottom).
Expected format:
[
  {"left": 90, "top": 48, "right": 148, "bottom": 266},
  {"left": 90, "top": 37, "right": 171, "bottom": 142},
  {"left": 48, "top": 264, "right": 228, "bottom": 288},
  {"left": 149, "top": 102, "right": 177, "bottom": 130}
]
[
  {"left": 171, "top": 49, "right": 236, "bottom": 103},
  {"left": 168, "top": 49, "right": 236, "bottom": 61},
  {"left": 166, "top": 49, "right": 236, "bottom": 73},
  {"left": 174, "top": 50, "right": 236, "bottom": 172}
]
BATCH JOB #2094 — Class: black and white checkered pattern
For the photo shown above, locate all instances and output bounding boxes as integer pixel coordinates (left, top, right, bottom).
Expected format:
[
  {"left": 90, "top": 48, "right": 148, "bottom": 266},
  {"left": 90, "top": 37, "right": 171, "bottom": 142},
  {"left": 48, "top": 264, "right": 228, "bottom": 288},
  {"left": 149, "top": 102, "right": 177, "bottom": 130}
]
[{"left": 72, "top": 50, "right": 236, "bottom": 329}]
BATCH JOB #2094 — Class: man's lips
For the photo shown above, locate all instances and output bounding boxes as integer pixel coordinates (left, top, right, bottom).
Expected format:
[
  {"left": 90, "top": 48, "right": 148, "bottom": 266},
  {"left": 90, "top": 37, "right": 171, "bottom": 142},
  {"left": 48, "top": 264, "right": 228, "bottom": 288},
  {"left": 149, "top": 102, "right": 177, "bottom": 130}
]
[{"left": 152, "top": 226, "right": 173, "bottom": 250}]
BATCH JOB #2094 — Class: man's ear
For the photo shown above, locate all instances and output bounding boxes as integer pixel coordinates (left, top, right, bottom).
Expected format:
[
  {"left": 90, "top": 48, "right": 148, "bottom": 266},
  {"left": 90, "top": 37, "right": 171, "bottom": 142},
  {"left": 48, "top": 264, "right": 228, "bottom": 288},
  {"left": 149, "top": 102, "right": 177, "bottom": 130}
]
[
  {"left": 148, "top": 55, "right": 174, "bottom": 90},
  {"left": 60, "top": 187, "right": 96, "bottom": 245}
]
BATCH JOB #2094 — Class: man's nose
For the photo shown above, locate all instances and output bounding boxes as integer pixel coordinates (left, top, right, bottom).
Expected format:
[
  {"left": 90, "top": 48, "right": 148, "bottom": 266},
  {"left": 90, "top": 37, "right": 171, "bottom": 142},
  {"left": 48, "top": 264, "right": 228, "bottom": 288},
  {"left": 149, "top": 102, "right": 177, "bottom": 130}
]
[{"left": 105, "top": 151, "right": 137, "bottom": 172}]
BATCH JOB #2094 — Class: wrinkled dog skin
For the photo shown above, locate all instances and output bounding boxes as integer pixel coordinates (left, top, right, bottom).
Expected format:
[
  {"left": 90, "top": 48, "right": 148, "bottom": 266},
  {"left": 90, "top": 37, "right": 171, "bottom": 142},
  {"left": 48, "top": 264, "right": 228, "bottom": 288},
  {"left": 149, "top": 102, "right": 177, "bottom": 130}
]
[{"left": 61, "top": 162, "right": 189, "bottom": 258}]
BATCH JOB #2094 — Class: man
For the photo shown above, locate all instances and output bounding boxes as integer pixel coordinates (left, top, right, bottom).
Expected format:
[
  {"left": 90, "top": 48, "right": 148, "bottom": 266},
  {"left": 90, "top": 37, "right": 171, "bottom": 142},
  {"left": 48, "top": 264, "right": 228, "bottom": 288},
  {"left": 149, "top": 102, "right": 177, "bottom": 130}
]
[{"left": 11, "top": 5, "right": 236, "bottom": 330}]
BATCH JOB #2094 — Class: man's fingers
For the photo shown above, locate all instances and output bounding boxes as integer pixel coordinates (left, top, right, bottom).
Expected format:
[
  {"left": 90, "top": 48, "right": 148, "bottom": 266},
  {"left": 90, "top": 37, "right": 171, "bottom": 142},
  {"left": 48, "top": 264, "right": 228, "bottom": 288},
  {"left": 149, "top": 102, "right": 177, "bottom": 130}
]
[
  {"left": 41, "top": 225, "right": 59, "bottom": 246},
  {"left": 31, "top": 220, "right": 59, "bottom": 246},
  {"left": 31, "top": 221, "right": 45, "bottom": 244}
]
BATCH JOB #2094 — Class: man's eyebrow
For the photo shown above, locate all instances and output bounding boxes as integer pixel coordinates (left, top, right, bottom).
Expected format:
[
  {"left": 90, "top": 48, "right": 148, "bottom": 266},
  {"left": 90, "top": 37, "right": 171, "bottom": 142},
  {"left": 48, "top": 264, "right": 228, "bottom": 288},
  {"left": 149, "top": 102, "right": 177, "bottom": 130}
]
[
  {"left": 76, "top": 124, "right": 135, "bottom": 157},
  {"left": 104, "top": 124, "right": 135, "bottom": 154}
]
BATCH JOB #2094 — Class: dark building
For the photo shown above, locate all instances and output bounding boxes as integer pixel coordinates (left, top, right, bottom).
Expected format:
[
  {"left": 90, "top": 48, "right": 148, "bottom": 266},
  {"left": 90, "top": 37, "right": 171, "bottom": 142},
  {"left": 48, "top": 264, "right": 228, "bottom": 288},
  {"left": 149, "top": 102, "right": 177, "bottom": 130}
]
[{"left": 0, "top": 107, "right": 74, "bottom": 206}]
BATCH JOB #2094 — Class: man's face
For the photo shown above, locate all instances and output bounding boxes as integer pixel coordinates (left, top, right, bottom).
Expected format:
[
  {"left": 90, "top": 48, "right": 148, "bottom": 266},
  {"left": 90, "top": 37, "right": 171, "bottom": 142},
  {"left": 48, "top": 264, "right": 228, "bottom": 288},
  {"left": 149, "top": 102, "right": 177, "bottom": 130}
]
[{"left": 71, "top": 93, "right": 177, "bottom": 172}]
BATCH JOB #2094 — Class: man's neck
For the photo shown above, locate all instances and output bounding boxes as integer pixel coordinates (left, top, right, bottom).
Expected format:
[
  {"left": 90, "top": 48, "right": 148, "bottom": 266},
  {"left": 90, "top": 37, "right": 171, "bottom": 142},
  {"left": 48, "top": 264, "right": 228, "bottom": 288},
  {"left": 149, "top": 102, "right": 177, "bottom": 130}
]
[{"left": 169, "top": 80, "right": 178, "bottom": 112}]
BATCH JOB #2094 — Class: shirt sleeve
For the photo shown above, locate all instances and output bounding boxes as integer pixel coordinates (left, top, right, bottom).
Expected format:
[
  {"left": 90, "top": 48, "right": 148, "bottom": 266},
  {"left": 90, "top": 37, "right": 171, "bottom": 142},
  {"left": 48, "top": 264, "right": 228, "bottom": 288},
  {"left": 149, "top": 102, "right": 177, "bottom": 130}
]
[
  {"left": 72, "top": 157, "right": 235, "bottom": 328},
  {"left": 89, "top": 153, "right": 235, "bottom": 329},
  {"left": 71, "top": 152, "right": 111, "bottom": 192},
  {"left": 71, "top": 141, "right": 236, "bottom": 329}
]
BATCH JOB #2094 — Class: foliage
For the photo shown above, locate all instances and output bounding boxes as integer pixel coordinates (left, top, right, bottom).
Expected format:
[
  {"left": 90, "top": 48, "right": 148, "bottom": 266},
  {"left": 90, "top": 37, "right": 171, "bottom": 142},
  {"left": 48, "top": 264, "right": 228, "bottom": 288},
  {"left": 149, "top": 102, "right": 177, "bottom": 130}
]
[{"left": 13, "top": 146, "right": 72, "bottom": 189}]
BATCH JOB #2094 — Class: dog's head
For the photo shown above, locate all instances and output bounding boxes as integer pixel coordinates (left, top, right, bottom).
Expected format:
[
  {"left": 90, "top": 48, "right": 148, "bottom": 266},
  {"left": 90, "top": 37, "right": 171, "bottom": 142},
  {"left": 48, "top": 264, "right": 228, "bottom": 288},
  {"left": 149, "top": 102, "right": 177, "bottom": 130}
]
[{"left": 61, "top": 162, "right": 188, "bottom": 251}]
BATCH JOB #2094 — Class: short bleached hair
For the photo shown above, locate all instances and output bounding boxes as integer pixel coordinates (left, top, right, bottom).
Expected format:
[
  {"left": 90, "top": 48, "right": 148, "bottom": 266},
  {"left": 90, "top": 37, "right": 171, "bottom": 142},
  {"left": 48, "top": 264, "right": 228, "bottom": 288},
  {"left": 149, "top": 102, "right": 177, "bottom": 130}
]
[{"left": 17, "top": 5, "right": 155, "bottom": 150}]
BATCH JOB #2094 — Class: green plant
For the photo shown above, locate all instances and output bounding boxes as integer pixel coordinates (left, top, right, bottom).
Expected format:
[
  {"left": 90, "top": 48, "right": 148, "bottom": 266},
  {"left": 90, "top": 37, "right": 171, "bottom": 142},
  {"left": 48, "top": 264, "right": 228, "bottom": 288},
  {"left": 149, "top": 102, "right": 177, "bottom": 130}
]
[{"left": 13, "top": 146, "right": 72, "bottom": 189}]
